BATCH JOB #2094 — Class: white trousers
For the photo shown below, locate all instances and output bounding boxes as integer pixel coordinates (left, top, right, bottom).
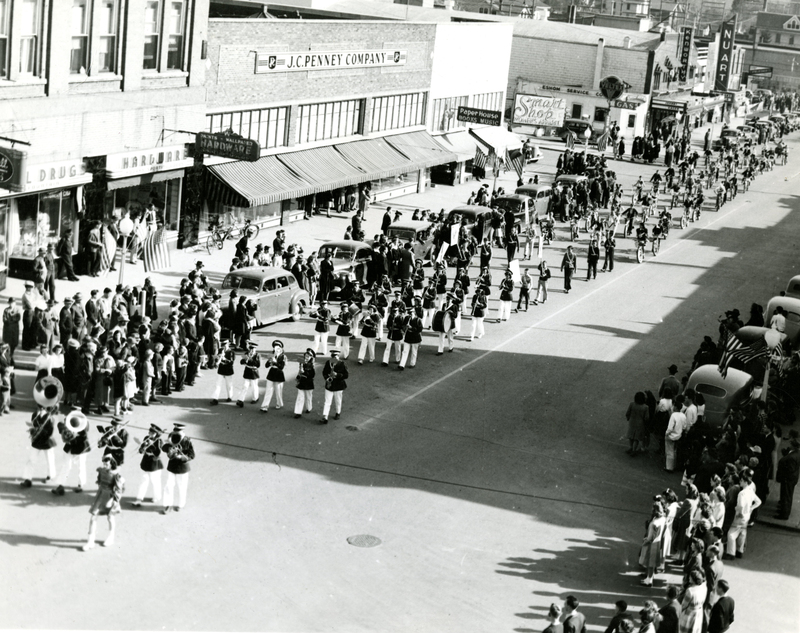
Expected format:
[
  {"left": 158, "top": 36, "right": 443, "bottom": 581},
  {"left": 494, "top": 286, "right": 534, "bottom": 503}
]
[
  {"left": 294, "top": 389, "right": 313, "bottom": 414},
  {"left": 261, "top": 380, "right": 284, "bottom": 409},
  {"left": 498, "top": 301, "right": 512, "bottom": 321},
  {"left": 470, "top": 317, "right": 485, "bottom": 340},
  {"left": 313, "top": 332, "right": 329, "bottom": 355},
  {"left": 163, "top": 472, "right": 189, "bottom": 509},
  {"left": 238, "top": 378, "right": 260, "bottom": 402},
  {"left": 56, "top": 453, "right": 87, "bottom": 487},
  {"left": 423, "top": 307, "right": 436, "bottom": 328},
  {"left": 436, "top": 293, "right": 446, "bottom": 310},
  {"left": 23, "top": 447, "right": 56, "bottom": 481},
  {"left": 136, "top": 469, "right": 163, "bottom": 503},
  {"left": 400, "top": 342, "right": 419, "bottom": 368},
  {"left": 382, "top": 340, "right": 402, "bottom": 364},
  {"left": 438, "top": 330, "right": 455, "bottom": 353},
  {"left": 454, "top": 313, "right": 462, "bottom": 332},
  {"left": 213, "top": 375, "right": 234, "bottom": 400},
  {"left": 665, "top": 438, "right": 677, "bottom": 471},
  {"left": 323, "top": 390, "right": 343, "bottom": 417},
  {"left": 726, "top": 519, "right": 748, "bottom": 555},
  {"left": 335, "top": 335, "right": 350, "bottom": 358},
  {"left": 358, "top": 337, "right": 376, "bottom": 362}
]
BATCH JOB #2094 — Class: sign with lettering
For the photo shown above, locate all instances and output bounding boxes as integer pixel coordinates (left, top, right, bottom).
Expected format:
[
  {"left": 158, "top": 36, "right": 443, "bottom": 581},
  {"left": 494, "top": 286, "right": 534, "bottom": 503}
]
[
  {"left": 255, "top": 50, "right": 407, "bottom": 74},
  {"left": 0, "top": 147, "right": 27, "bottom": 193},
  {"left": 197, "top": 132, "right": 260, "bottom": 162},
  {"left": 748, "top": 65, "right": 773, "bottom": 77},
  {"left": 599, "top": 76, "right": 626, "bottom": 101},
  {"left": 106, "top": 144, "right": 194, "bottom": 179},
  {"left": 513, "top": 94, "right": 567, "bottom": 127},
  {"left": 456, "top": 106, "right": 501, "bottom": 127},
  {"left": 679, "top": 27, "right": 693, "bottom": 82},
  {"left": 714, "top": 17, "right": 737, "bottom": 92},
  {"left": 23, "top": 159, "right": 90, "bottom": 192}
]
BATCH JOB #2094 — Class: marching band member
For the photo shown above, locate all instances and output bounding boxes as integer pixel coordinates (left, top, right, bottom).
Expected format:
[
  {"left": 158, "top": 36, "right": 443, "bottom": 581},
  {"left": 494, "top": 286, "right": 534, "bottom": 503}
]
[
  {"left": 436, "top": 294, "right": 461, "bottom": 355},
  {"left": 210, "top": 339, "right": 235, "bottom": 405},
  {"left": 82, "top": 455, "right": 124, "bottom": 551},
  {"left": 21, "top": 404, "right": 58, "bottom": 488},
  {"left": 400, "top": 280, "right": 415, "bottom": 309},
  {"left": 294, "top": 348, "right": 316, "bottom": 419},
  {"left": 451, "top": 279, "right": 465, "bottom": 333},
  {"left": 421, "top": 278, "right": 437, "bottom": 328},
  {"left": 98, "top": 416, "right": 128, "bottom": 467},
  {"left": 399, "top": 305, "right": 424, "bottom": 370},
  {"left": 333, "top": 302, "right": 353, "bottom": 359},
  {"left": 477, "top": 266, "right": 492, "bottom": 296},
  {"left": 321, "top": 348, "right": 348, "bottom": 425},
  {"left": 236, "top": 341, "right": 261, "bottom": 408},
  {"left": 382, "top": 304, "right": 406, "bottom": 367},
  {"left": 389, "top": 289, "right": 405, "bottom": 313},
  {"left": 498, "top": 269, "right": 515, "bottom": 322},
  {"left": 412, "top": 259, "right": 425, "bottom": 297},
  {"left": 370, "top": 287, "right": 389, "bottom": 341},
  {"left": 132, "top": 423, "right": 164, "bottom": 507},
  {"left": 52, "top": 412, "right": 91, "bottom": 495},
  {"left": 260, "top": 339, "right": 286, "bottom": 413},
  {"left": 310, "top": 299, "right": 331, "bottom": 356},
  {"left": 357, "top": 305, "right": 381, "bottom": 365},
  {"left": 471, "top": 287, "right": 488, "bottom": 341},
  {"left": 161, "top": 423, "right": 195, "bottom": 514},
  {"left": 434, "top": 262, "right": 448, "bottom": 310}
]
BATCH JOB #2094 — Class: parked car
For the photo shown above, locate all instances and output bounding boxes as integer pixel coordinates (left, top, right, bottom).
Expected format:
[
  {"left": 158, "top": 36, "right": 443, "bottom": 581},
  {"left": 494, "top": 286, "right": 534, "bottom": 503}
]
[
  {"left": 446, "top": 205, "right": 491, "bottom": 240},
  {"left": 736, "top": 125, "right": 757, "bottom": 142},
  {"left": 521, "top": 142, "right": 544, "bottom": 163},
  {"left": 686, "top": 365, "right": 754, "bottom": 428},
  {"left": 318, "top": 240, "right": 373, "bottom": 288},
  {"left": 554, "top": 174, "right": 589, "bottom": 187},
  {"left": 785, "top": 274, "right": 800, "bottom": 298},
  {"left": 559, "top": 118, "right": 600, "bottom": 144},
  {"left": 220, "top": 266, "right": 310, "bottom": 326},
  {"left": 493, "top": 194, "right": 535, "bottom": 229},
  {"left": 386, "top": 220, "right": 437, "bottom": 263},
  {"left": 515, "top": 183, "right": 553, "bottom": 210},
  {"left": 764, "top": 296, "right": 800, "bottom": 344},
  {"left": 711, "top": 128, "right": 740, "bottom": 151}
]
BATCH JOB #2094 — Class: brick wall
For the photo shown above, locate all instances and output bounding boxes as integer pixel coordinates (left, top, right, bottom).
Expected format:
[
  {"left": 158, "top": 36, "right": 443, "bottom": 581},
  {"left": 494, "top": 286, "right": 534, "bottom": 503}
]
[{"left": 603, "top": 48, "right": 651, "bottom": 94}]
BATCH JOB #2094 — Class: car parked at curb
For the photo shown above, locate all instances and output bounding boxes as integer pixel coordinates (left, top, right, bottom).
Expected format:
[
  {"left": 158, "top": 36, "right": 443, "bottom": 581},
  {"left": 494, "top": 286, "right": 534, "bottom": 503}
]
[
  {"left": 686, "top": 365, "right": 754, "bottom": 428},
  {"left": 221, "top": 266, "right": 309, "bottom": 326}
]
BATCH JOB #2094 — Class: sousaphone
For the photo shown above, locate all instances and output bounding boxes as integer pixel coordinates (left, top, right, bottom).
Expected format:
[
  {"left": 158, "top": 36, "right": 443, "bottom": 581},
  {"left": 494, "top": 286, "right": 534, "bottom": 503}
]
[
  {"left": 63, "top": 409, "right": 88, "bottom": 434},
  {"left": 33, "top": 376, "right": 63, "bottom": 408}
]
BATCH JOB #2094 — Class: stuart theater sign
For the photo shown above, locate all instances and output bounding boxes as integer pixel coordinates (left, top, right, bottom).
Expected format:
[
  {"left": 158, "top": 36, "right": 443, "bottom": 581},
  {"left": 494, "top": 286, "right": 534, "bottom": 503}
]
[{"left": 256, "top": 50, "right": 407, "bottom": 73}]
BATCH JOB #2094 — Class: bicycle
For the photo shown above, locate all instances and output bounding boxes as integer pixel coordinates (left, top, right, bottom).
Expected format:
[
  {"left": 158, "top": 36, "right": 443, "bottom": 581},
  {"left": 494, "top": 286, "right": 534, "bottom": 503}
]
[{"left": 206, "top": 218, "right": 260, "bottom": 252}]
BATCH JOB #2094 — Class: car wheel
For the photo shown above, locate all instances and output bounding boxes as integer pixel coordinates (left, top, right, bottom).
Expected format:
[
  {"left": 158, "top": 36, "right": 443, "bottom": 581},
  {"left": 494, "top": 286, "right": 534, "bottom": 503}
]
[{"left": 290, "top": 299, "right": 306, "bottom": 322}]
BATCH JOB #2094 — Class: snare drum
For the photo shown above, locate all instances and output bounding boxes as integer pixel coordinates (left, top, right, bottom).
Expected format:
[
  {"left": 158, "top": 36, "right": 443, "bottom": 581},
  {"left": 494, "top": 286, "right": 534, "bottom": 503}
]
[{"left": 431, "top": 310, "right": 453, "bottom": 333}]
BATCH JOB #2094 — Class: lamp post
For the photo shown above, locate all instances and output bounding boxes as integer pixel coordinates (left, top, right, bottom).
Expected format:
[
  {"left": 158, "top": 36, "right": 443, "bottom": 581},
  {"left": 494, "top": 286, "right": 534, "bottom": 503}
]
[
  {"left": 582, "top": 126, "right": 592, "bottom": 153},
  {"left": 117, "top": 217, "right": 135, "bottom": 286}
]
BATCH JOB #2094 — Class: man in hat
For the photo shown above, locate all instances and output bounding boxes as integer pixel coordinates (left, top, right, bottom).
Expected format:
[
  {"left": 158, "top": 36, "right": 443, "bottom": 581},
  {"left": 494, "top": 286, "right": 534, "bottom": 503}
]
[
  {"left": 310, "top": 300, "right": 331, "bottom": 356},
  {"left": 162, "top": 423, "right": 195, "bottom": 513},
  {"left": 421, "top": 277, "right": 437, "bottom": 329},
  {"left": 382, "top": 304, "right": 406, "bottom": 367},
  {"left": 434, "top": 262, "right": 448, "bottom": 310},
  {"left": 357, "top": 305, "right": 380, "bottom": 364},
  {"left": 498, "top": 269, "right": 514, "bottom": 322},
  {"left": 21, "top": 403, "right": 58, "bottom": 488},
  {"left": 437, "top": 294, "right": 461, "bottom": 355},
  {"left": 659, "top": 364, "right": 681, "bottom": 399},
  {"left": 44, "top": 243, "right": 57, "bottom": 302},
  {"left": 59, "top": 297, "right": 75, "bottom": 346},
  {"left": 21, "top": 280, "right": 42, "bottom": 350},
  {"left": 93, "top": 345, "right": 115, "bottom": 415},
  {"left": 3, "top": 297, "right": 21, "bottom": 357},
  {"left": 399, "top": 304, "right": 424, "bottom": 370},
  {"left": 260, "top": 340, "right": 286, "bottom": 413},
  {"left": 237, "top": 341, "right": 261, "bottom": 408},
  {"left": 42, "top": 298, "right": 58, "bottom": 351},
  {"left": 71, "top": 293, "right": 86, "bottom": 340},
  {"left": 52, "top": 410, "right": 92, "bottom": 495},
  {"left": 132, "top": 423, "right": 165, "bottom": 507},
  {"left": 333, "top": 302, "right": 353, "bottom": 359},
  {"left": 294, "top": 348, "right": 316, "bottom": 418},
  {"left": 33, "top": 246, "right": 48, "bottom": 300},
  {"left": 321, "top": 348, "right": 348, "bottom": 424},
  {"left": 56, "top": 228, "right": 79, "bottom": 281},
  {"left": 98, "top": 416, "right": 128, "bottom": 467},
  {"left": 470, "top": 286, "right": 488, "bottom": 341}
]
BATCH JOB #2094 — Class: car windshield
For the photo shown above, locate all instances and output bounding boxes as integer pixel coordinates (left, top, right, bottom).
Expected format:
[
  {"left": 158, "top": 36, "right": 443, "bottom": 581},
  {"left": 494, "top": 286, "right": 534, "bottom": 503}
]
[
  {"left": 494, "top": 198, "right": 522, "bottom": 214},
  {"left": 387, "top": 228, "right": 416, "bottom": 242},
  {"left": 222, "top": 275, "right": 261, "bottom": 291},
  {"left": 320, "top": 245, "right": 371, "bottom": 261}
]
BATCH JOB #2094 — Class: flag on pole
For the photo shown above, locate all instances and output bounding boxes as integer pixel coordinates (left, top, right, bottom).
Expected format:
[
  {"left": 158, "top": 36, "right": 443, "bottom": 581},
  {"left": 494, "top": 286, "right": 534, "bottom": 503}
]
[
  {"left": 729, "top": 336, "right": 770, "bottom": 366},
  {"left": 597, "top": 132, "right": 609, "bottom": 153},
  {"left": 718, "top": 330, "right": 743, "bottom": 378},
  {"left": 506, "top": 148, "right": 525, "bottom": 179},
  {"left": 565, "top": 130, "right": 576, "bottom": 150},
  {"left": 99, "top": 225, "right": 114, "bottom": 273},
  {"left": 473, "top": 146, "right": 488, "bottom": 170},
  {"left": 143, "top": 227, "right": 171, "bottom": 273}
]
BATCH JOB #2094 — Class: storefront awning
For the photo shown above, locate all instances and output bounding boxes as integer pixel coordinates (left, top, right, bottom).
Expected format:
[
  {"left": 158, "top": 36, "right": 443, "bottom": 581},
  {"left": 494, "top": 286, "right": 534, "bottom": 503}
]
[
  {"left": 434, "top": 131, "right": 480, "bottom": 162},
  {"left": 334, "top": 137, "right": 416, "bottom": 179},
  {"left": 277, "top": 145, "right": 366, "bottom": 192},
  {"left": 467, "top": 127, "right": 523, "bottom": 155},
  {"left": 106, "top": 168, "right": 187, "bottom": 191},
  {"left": 207, "top": 156, "right": 316, "bottom": 207},
  {"left": 384, "top": 130, "right": 457, "bottom": 167}
]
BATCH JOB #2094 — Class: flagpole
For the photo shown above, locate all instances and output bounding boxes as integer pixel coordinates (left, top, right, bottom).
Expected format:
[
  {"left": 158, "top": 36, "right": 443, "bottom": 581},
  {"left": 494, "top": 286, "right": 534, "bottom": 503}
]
[{"left": 762, "top": 361, "right": 770, "bottom": 403}]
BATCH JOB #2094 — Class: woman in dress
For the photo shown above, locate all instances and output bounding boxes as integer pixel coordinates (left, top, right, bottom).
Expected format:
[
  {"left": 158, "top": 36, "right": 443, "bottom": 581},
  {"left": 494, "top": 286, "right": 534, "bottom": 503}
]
[
  {"left": 639, "top": 502, "right": 667, "bottom": 586},
  {"left": 709, "top": 486, "right": 726, "bottom": 529},
  {"left": 82, "top": 455, "right": 124, "bottom": 551},
  {"left": 678, "top": 569, "right": 707, "bottom": 633},
  {"left": 671, "top": 484, "right": 699, "bottom": 560},
  {"left": 661, "top": 488, "right": 680, "bottom": 563},
  {"left": 626, "top": 391, "right": 650, "bottom": 455}
]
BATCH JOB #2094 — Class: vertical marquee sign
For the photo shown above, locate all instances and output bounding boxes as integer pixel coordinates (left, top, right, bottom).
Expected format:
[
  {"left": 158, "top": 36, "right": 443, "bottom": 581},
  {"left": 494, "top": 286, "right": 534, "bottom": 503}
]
[
  {"left": 714, "top": 17, "right": 737, "bottom": 92},
  {"left": 679, "top": 27, "right": 693, "bottom": 82}
]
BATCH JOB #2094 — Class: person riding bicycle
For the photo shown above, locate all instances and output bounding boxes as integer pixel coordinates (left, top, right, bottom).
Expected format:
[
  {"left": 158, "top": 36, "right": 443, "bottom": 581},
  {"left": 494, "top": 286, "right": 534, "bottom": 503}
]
[
  {"left": 540, "top": 216, "right": 555, "bottom": 244},
  {"left": 658, "top": 211, "right": 671, "bottom": 238},
  {"left": 636, "top": 223, "right": 649, "bottom": 248},
  {"left": 715, "top": 182, "right": 726, "bottom": 209},
  {"left": 569, "top": 212, "right": 580, "bottom": 241},
  {"left": 641, "top": 191, "right": 654, "bottom": 216},
  {"left": 624, "top": 206, "right": 638, "bottom": 237},
  {"left": 649, "top": 170, "right": 662, "bottom": 194}
]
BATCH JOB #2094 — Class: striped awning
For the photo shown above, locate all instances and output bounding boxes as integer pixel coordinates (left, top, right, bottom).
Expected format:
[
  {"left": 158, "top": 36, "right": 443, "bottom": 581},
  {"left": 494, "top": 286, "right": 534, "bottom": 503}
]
[
  {"left": 206, "top": 155, "right": 315, "bottom": 207},
  {"left": 434, "top": 131, "right": 480, "bottom": 162},
  {"left": 384, "top": 130, "right": 458, "bottom": 167},
  {"left": 334, "top": 137, "right": 416, "bottom": 179},
  {"left": 467, "top": 127, "right": 523, "bottom": 155},
  {"left": 277, "top": 145, "right": 366, "bottom": 192}
]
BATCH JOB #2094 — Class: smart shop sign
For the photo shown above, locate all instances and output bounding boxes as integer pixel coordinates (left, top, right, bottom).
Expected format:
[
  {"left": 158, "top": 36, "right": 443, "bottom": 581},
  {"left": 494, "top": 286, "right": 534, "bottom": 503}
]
[{"left": 256, "top": 50, "right": 407, "bottom": 73}]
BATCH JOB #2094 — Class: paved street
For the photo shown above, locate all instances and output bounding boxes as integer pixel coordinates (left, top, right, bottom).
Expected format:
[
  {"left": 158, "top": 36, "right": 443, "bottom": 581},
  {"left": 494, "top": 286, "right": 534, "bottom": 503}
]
[{"left": 1, "top": 126, "right": 799, "bottom": 632}]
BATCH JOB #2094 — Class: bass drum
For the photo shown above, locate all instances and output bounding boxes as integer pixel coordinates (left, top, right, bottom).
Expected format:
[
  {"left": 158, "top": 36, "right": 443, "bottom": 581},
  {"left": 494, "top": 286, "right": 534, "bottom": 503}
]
[{"left": 431, "top": 310, "right": 453, "bottom": 333}]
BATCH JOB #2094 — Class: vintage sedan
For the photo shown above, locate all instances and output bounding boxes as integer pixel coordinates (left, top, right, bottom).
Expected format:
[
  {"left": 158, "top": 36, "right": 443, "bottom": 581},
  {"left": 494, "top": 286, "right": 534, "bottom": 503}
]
[
  {"left": 220, "top": 266, "right": 309, "bottom": 326},
  {"left": 764, "top": 296, "right": 800, "bottom": 344},
  {"left": 446, "top": 205, "right": 492, "bottom": 241},
  {"left": 318, "top": 240, "right": 373, "bottom": 287},
  {"left": 785, "top": 274, "right": 800, "bottom": 299},
  {"left": 686, "top": 365, "right": 754, "bottom": 428},
  {"left": 386, "top": 220, "right": 437, "bottom": 263}
]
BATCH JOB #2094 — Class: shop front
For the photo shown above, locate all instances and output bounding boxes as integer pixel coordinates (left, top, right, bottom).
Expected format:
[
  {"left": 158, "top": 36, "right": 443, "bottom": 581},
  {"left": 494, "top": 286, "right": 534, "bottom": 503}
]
[{"left": 3, "top": 158, "right": 92, "bottom": 280}]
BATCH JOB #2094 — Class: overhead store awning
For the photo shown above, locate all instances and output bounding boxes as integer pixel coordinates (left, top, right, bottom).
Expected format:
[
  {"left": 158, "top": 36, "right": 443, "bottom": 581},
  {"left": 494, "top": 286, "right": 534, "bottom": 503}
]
[
  {"left": 384, "top": 130, "right": 457, "bottom": 167},
  {"left": 277, "top": 145, "right": 366, "bottom": 192},
  {"left": 206, "top": 156, "right": 316, "bottom": 207},
  {"left": 107, "top": 168, "right": 187, "bottom": 191},
  {"left": 434, "top": 131, "right": 480, "bottom": 162},
  {"left": 467, "top": 127, "right": 522, "bottom": 155},
  {"left": 334, "top": 137, "right": 416, "bottom": 179}
]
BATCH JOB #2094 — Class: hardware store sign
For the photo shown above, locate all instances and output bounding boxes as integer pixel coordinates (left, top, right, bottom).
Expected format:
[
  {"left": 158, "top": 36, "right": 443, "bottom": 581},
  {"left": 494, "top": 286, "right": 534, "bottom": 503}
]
[{"left": 256, "top": 50, "right": 407, "bottom": 73}]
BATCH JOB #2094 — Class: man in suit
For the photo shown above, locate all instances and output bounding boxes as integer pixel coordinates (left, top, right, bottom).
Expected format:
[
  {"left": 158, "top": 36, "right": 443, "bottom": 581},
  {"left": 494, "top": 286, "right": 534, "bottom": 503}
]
[
  {"left": 562, "top": 596, "right": 586, "bottom": 633},
  {"left": 398, "top": 243, "right": 414, "bottom": 284},
  {"left": 56, "top": 228, "right": 79, "bottom": 281},
  {"left": 707, "top": 580, "right": 734, "bottom": 633},
  {"left": 44, "top": 243, "right": 57, "bottom": 302},
  {"left": 775, "top": 438, "right": 800, "bottom": 520},
  {"left": 161, "top": 423, "right": 195, "bottom": 514},
  {"left": 59, "top": 297, "right": 75, "bottom": 346},
  {"left": 657, "top": 585, "right": 681, "bottom": 633},
  {"left": 85, "top": 290, "right": 100, "bottom": 334},
  {"left": 71, "top": 293, "right": 86, "bottom": 340},
  {"left": 381, "top": 208, "right": 392, "bottom": 235}
]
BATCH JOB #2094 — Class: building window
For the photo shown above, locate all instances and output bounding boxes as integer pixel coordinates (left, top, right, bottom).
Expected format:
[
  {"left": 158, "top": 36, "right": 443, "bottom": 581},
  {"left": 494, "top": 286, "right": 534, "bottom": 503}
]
[
  {"left": 97, "top": 0, "right": 117, "bottom": 72},
  {"left": 0, "top": 0, "right": 8, "bottom": 78},
  {"left": 166, "top": 1, "right": 184, "bottom": 70},
  {"left": 653, "top": 69, "right": 661, "bottom": 90},
  {"left": 18, "top": 0, "right": 39, "bottom": 75},
  {"left": 431, "top": 96, "right": 468, "bottom": 133},
  {"left": 70, "top": 0, "right": 89, "bottom": 74},
  {"left": 627, "top": 114, "right": 636, "bottom": 128},
  {"left": 297, "top": 99, "right": 363, "bottom": 144},
  {"left": 207, "top": 106, "right": 290, "bottom": 150},
  {"left": 370, "top": 92, "right": 426, "bottom": 133},
  {"left": 571, "top": 103, "right": 583, "bottom": 119},
  {"left": 791, "top": 35, "right": 796, "bottom": 46},
  {"left": 594, "top": 107, "right": 608, "bottom": 123},
  {"left": 143, "top": 0, "right": 160, "bottom": 70}
]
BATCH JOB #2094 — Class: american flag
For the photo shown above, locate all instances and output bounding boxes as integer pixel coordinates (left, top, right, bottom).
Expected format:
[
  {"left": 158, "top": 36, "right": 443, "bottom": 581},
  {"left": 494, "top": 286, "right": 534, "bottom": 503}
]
[
  {"left": 718, "top": 330, "right": 743, "bottom": 378},
  {"left": 99, "top": 224, "right": 114, "bottom": 272},
  {"left": 565, "top": 130, "right": 576, "bottom": 150},
  {"left": 729, "top": 336, "right": 770, "bottom": 366},
  {"left": 143, "top": 227, "right": 171, "bottom": 273},
  {"left": 597, "top": 132, "right": 609, "bottom": 153},
  {"left": 473, "top": 146, "right": 488, "bottom": 170},
  {"left": 506, "top": 148, "right": 525, "bottom": 178}
]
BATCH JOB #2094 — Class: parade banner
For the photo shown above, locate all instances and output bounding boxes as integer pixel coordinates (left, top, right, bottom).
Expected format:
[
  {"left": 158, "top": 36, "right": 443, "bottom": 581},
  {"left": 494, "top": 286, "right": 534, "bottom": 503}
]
[{"left": 512, "top": 94, "right": 567, "bottom": 127}]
